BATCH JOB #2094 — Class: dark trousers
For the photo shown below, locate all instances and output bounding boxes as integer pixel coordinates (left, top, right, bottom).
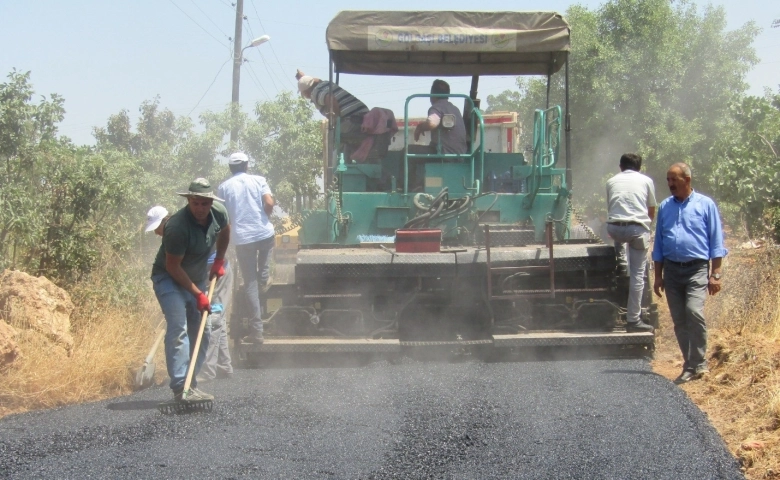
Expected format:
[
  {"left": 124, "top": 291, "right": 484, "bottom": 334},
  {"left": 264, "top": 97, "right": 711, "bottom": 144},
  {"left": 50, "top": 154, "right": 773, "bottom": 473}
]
[{"left": 663, "top": 261, "right": 709, "bottom": 372}]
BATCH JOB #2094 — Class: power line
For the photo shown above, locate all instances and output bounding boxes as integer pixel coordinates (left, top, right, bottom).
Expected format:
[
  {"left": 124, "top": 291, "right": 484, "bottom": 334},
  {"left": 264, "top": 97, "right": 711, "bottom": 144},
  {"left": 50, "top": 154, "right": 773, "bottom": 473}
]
[
  {"left": 243, "top": 20, "right": 288, "bottom": 89},
  {"left": 260, "top": 19, "right": 325, "bottom": 29},
  {"left": 216, "top": 0, "right": 234, "bottom": 8},
  {"left": 168, "top": 0, "right": 229, "bottom": 48},
  {"left": 189, "top": 0, "right": 231, "bottom": 40},
  {"left": 247, "top": 54, "right": 281, "bottom": 94},
  {"left": 189, "top": 58, "right": 231, "bottom": 116},
  {"left": 248, "top": 0, "right": 293, "bottom": 83},
  {"left": 245, "top": 61, "right": 272, "bottom": 100}
]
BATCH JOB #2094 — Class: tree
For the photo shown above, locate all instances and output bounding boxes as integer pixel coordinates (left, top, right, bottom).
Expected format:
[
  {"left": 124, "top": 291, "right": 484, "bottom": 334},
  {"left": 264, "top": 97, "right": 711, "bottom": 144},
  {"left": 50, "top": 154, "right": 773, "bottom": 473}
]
[
  {"left": 0, "top": 70, "right": 66, "bottom": 273},
  {"left": 486, "top": 0, "right": 759, "bottom": 199},
  {"left": 242, "top": 92, "right": 323, "bottom": 216},
  {"left": 0, "top": 71, "right": 143, "bottom": 282},
  {"left": 93, "top": 98, "right": 229, "bottom": 218},
  {"left": 712, "top": 91, "right": 780, "bottom": 239}
]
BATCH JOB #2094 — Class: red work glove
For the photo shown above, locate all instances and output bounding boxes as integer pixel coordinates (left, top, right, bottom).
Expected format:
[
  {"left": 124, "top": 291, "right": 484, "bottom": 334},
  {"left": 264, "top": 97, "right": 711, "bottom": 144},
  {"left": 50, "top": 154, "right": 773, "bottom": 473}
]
[
  {"left": 195, "top": 292, "right": 211, "bottom": 313},
  {"left": 210, "top": 258, "right": 225, "bottom": 279}
]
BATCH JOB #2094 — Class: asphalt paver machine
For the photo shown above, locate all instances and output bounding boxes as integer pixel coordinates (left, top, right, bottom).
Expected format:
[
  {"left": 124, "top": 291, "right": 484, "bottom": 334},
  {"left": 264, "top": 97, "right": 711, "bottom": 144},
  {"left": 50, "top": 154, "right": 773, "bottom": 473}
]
[{"left": 231, "top": 11, "right": 656, "bottom": 361}]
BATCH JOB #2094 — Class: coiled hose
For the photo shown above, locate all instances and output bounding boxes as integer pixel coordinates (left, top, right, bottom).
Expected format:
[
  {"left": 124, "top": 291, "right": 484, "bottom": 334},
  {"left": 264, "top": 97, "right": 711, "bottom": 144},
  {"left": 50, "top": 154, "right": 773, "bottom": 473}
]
[{"left": 403, "top": 187, "right": 483, "bottom": 229}]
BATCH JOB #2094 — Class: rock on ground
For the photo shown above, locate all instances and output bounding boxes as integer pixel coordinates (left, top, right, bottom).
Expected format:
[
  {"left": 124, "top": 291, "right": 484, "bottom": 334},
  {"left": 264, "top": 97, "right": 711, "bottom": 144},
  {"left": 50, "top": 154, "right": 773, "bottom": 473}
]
[{"left": 0, "top": 270, "right": 74, "bottom": 353}]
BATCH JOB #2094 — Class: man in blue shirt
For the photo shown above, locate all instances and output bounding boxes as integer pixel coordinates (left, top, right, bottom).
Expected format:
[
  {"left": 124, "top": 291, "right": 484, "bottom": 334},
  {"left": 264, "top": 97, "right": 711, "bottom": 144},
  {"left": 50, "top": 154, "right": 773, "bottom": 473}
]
[
  {"left": 652, "top": 163, "right": 727, "bottom": 385},
  {"left": 413, "top": 79, "right": 468, "bottom": 155},
  {"left": 217, "top": 152, "right": 275, "bottom": 345}
]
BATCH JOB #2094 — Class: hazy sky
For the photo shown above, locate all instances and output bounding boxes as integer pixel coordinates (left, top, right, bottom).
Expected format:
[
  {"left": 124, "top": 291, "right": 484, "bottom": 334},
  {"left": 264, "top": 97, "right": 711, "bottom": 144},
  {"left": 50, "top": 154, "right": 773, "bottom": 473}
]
[{"left": 1, "top": 0, "right": 778, "bottom": 146}]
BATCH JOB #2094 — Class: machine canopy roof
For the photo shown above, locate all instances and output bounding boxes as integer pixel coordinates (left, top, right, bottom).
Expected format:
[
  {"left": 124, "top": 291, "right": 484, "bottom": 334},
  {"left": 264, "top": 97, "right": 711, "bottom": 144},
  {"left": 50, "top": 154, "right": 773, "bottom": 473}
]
[{"left": 326, "top": 11, "right": 570, "bottom": 77}]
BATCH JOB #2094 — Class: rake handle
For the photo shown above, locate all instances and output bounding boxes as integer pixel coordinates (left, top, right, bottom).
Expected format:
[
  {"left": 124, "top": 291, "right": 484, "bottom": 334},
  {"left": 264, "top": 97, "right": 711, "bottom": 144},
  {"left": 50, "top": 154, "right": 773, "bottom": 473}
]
[
  {"left": 145, "top": 328, "right": 166, "bottom": 364},
  {"left": 182, "top": 275, "right": 218, "bottom": 397}
]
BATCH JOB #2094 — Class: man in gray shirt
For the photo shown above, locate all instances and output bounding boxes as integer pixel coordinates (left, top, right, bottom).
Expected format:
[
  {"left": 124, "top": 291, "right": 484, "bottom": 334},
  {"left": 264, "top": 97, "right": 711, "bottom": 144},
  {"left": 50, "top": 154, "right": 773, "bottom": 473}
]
[
  {"left": 413, "top": 79, "right": 467, "bottom": 155},
  {"left": 606, "top": 153, "right": 657, "bottom": 332}
]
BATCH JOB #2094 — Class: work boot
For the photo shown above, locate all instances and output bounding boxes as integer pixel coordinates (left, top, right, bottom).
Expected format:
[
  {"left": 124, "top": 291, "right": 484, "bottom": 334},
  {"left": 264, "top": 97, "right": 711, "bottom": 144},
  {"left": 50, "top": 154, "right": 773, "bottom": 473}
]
[
  {"left": 673, "top": 370, "right": 695, "bottom": 385},
  {"left": 625, "top": 320, "right": 654, "bottom": 333}
]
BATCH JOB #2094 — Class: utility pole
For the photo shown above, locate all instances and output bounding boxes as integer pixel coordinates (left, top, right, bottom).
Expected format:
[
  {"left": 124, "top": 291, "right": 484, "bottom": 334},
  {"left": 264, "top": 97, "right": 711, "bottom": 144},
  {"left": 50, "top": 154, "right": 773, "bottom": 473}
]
[{"left": 230, "top": 0, "right": 244, "bottom": 145}]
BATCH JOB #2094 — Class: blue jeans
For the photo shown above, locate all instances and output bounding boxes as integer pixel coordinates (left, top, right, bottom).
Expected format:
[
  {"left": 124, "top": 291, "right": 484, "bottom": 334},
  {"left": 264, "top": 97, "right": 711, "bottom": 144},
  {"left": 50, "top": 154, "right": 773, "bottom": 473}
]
[
  {"left": 235, "top": 236, "right": 274, "bottom": 336},
  {"left": 607, "top": 223, "right": 650, "bottom": 324},
  {"left": 152, "top": 273, "right": 210, "bottom": 392},
  {"left": 201, "top": 261, "right": 233, "bottom": 380},
  {"left": 663, "top": 260, "right": 709, "bottom": 373}
]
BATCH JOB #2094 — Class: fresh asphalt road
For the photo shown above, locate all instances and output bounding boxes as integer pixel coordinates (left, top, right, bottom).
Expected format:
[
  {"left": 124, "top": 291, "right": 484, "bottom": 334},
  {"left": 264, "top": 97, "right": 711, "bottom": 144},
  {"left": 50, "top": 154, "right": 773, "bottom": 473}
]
[{"left": 0, "top": 353, "right": 742, "bottom": 479}]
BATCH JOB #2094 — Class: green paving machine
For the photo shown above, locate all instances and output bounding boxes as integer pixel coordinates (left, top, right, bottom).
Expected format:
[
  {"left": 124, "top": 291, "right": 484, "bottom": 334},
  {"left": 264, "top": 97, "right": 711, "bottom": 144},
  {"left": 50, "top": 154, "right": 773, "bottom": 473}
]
[{"left": 233, "top": 11, "right": 656, "bottom": 359}]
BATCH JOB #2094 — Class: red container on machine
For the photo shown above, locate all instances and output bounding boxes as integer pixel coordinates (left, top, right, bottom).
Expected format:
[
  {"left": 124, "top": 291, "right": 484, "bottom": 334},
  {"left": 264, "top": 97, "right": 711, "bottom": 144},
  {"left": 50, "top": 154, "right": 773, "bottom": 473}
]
[{"left": 395, "top": 229, "right": 442, "bottom": 253}]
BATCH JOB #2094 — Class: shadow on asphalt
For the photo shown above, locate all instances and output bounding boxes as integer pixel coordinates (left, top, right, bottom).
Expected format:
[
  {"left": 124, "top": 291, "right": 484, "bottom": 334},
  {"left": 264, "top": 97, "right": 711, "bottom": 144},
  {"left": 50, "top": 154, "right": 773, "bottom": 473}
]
[
  {"left": 600, "top": 369, "right": 661, "bottom": 376},
  {"left": 106, "top": 400, "right": 161, "bottom": 411}
]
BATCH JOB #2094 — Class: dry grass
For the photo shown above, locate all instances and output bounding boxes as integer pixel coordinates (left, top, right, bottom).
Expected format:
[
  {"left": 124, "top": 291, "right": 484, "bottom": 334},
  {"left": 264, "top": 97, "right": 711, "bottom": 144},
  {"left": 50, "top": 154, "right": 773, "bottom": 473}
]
[
  {"left": 0, "top": 259, "right": 163, "bottom": 418},
  {"left": 653, "top": 247, "right": 780, "bottom": 479}
]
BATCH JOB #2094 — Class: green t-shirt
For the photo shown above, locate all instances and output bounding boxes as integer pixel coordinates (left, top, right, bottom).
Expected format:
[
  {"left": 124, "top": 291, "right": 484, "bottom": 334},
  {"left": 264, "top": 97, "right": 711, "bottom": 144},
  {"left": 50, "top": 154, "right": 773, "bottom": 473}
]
[{"left": 151, "top": 202, "right": 229, "bottom": 284}]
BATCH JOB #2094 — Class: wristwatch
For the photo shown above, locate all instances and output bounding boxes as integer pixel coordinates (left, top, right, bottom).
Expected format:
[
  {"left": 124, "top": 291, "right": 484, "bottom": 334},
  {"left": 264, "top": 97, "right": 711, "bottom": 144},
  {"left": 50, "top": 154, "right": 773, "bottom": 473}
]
[{"left": 710, "top": 273, "right": 722, "bottom": 280}]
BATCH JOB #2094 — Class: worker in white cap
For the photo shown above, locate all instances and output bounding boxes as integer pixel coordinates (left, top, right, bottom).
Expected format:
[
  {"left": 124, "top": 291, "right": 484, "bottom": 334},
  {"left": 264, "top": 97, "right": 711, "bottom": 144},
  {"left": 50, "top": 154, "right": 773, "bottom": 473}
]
[
  {"left": 145, "top": 205, "right": 169, "bottom": 235},
  {"left": 217, "top": 153, "right": 275, "bottom": 345},
  {"left": 295, "top": 69, "right": 369, "bottom": 147}
]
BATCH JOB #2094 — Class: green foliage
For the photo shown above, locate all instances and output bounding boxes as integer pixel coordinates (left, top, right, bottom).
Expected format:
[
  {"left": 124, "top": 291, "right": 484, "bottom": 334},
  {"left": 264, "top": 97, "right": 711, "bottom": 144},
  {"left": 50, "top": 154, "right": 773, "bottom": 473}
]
[
  {"left": 93, "top": 97, "right": 226, "bottom": 211},
  {"left": 0, "top": 73, "right": 221, "bottom": 284},
  {"left": 486, "top": 0, "right": 759, "bottom": 200},
  {"left": 0, "top": 70, "right": 65, "bottom": 275},
  {"left": 712, "top": 92, "right": 780, "bottom": 239},
  {"left": 2, "top": 69, "right": 324, "bottom": 285},
  {"left": 243, "top": 92, "right": 324, "bottom": 214}
]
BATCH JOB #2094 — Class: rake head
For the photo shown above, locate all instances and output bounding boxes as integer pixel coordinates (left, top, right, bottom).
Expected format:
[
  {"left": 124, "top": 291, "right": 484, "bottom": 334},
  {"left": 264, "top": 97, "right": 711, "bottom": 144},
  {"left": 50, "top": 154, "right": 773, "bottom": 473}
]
[{"left": 157, "top": 398, "right": 214, "bottom": 415}]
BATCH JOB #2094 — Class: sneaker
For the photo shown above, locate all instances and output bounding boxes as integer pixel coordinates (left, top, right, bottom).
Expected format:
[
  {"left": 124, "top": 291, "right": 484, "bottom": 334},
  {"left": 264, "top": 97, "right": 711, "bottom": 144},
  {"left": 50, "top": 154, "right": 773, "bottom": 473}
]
[
  {"left": 241, "top": 334, "right": 264, "bottom": 345},
  {"left": 195, "top": 374, "right": 213, "bottom": 384},
  {"left": 694, "top": 367, "right": 710, "bottom": 379},
  {"left": 173, "top": 387, "right": 214, "bottom": 402},
  {"left": 625, "top": 321, "right": 654, "bottom": 333},
  {"left": 189, "top": 388, "right": 214, "bottom": 401},
  {"left": 673, "top": 370, "right": 695, "bottom": 385}
]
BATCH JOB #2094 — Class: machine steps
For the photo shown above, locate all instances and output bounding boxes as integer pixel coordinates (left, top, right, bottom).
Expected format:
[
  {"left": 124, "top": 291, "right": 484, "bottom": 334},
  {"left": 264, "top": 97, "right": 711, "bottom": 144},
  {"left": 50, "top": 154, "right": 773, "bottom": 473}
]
[{"left": 240, "top": 331, "right": 653, "bottom": 353}]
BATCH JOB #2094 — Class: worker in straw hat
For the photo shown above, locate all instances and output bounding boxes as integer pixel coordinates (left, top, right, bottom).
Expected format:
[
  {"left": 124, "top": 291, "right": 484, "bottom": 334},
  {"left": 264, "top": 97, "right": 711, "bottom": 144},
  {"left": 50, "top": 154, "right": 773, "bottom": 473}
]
[
  {"left": 149, "top": 178, "right": 231, "bottom": 404},
  {"left": 146, "top": 204, "right": 233, "bottom": 383}
]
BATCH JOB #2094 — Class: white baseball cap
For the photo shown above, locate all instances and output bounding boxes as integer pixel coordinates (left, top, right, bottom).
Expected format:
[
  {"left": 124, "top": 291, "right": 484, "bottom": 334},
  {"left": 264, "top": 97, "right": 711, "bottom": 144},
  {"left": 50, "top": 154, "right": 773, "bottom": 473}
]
[
  {"left": 297, "top": 75, "right": 316, "bottom": 94},
  {"left": 145, "top": 206, "right": 169, "bottom": 232},
  {"left": 228, "top": 152, "right": 249, "bottom": 165}
]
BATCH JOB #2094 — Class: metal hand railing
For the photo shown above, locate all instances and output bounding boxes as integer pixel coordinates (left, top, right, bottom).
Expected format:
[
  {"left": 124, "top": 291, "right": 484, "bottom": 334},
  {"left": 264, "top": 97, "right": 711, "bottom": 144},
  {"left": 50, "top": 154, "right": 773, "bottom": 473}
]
[{"left": 402, "top": 94, "right": 485, "bottom": 195}]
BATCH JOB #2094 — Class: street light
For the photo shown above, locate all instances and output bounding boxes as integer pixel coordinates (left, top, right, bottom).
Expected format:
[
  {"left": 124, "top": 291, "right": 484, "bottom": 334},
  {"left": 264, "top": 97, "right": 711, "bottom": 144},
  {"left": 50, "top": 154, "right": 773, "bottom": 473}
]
[
  {"left": 230, "top": 35, "right": 271, "bottom": 144},
  {"left": 246, "top": 35, "right": 270, "bottom": 49}
]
